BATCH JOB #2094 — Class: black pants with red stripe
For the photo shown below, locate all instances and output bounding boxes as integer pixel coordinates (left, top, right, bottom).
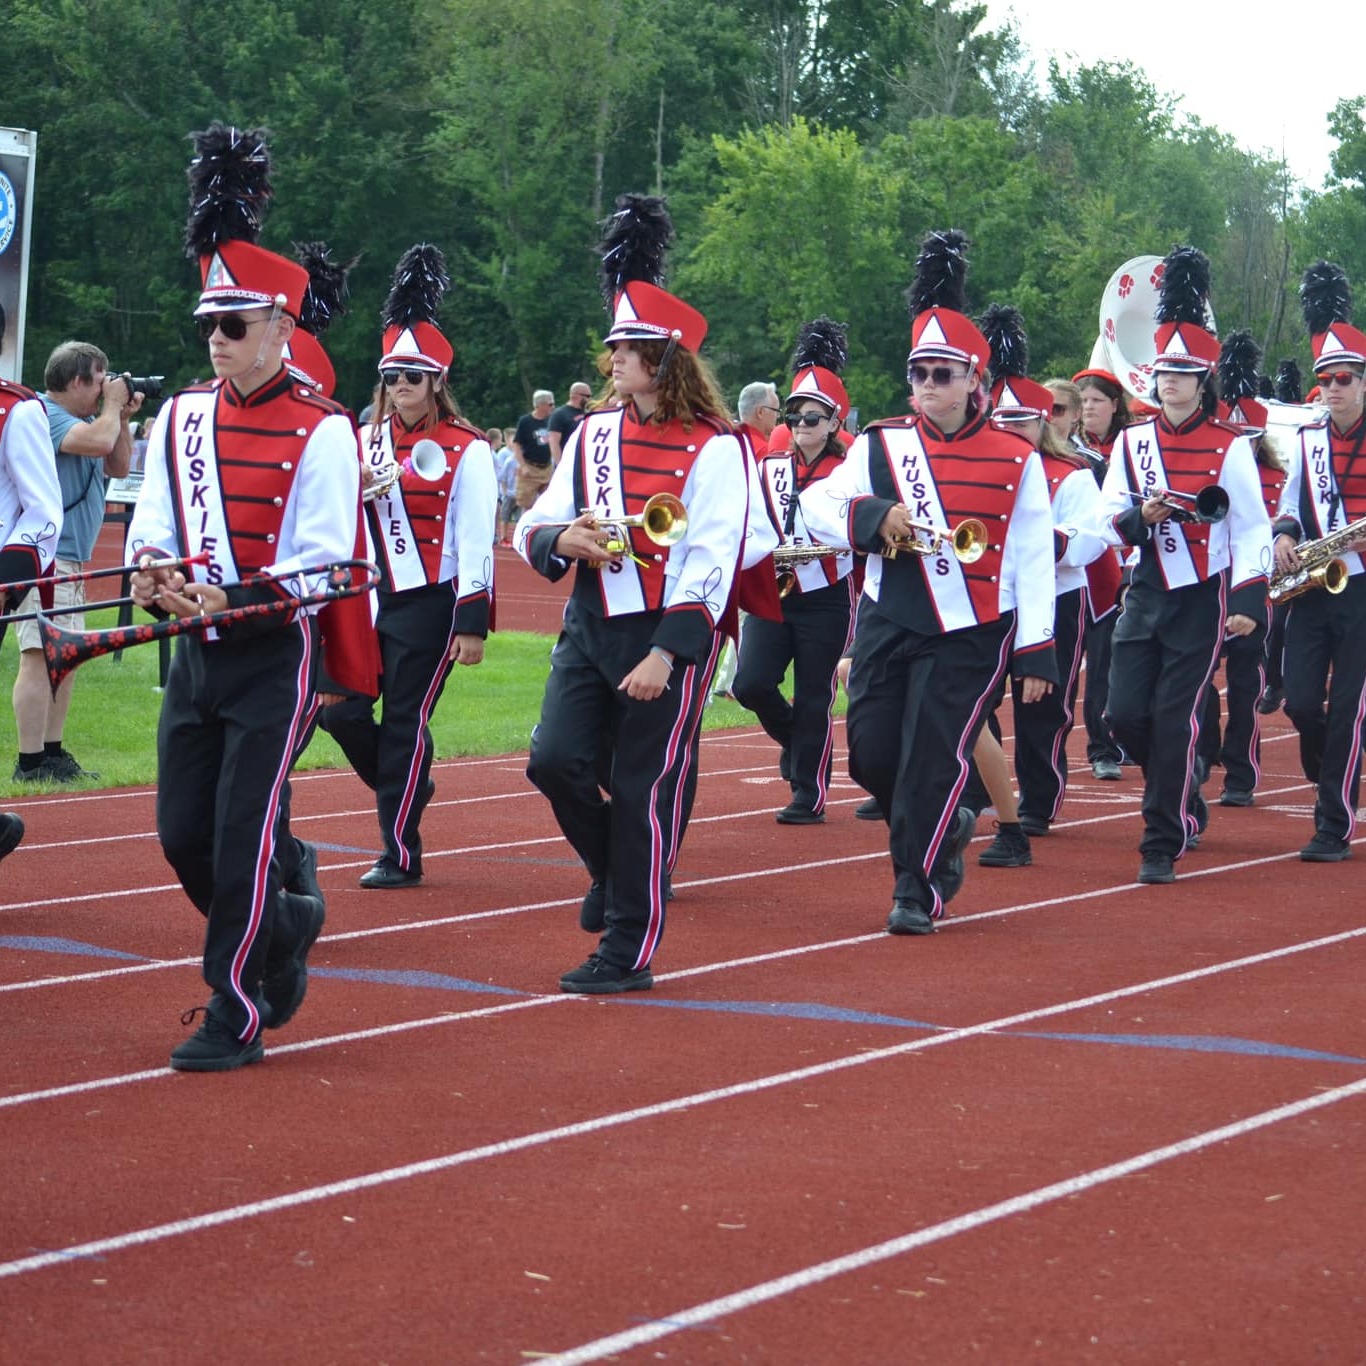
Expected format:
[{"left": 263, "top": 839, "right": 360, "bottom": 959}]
[
  {"left": 527, "top": 600, "right": 718, "bottom": 972},
  {"left": 156, "top": 619, "right": 317, "bottom": 1040},
  {"left": 732, "top": 578, "right": 854, "bottom": 813},
  {"left": 846, "top": 608, "right": 1012, "bottom": 917},
  {"left": 1106, "top": 576, "right": 1224, "bottom": 860},
  {"left": 320, "top": 584, "right": 454, "bottom": 873},
  {"left": 1197, "top": 624, "right": 1268, "bottom": 796},
  {"left": 1014, "top": 587, "right": 1087, "bottom": 827},
  {"left": 1282, "top": 575, "right": 1366, "bottom": 842},
  {"left": 1084, "top": 610, "right": 1123, "bottom": 765}
]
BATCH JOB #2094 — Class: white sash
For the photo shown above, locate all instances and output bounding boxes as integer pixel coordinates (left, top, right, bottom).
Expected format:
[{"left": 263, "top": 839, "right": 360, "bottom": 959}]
[
  {"left": 361, "top": 421, "right": 427, "bottom": 591},
  {"left": 580, "top": 412, "right": 649, "bottom": 616},
  {"left": 170, "top": 389, "right": 239, "bottom": 588},
  {"left": 1120, "top": 421, "right": 1198, "bottom": 586}
]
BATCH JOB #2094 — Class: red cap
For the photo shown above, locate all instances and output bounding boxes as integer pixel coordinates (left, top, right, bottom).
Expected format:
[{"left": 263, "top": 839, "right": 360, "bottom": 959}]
[
  {"left": 1310, "top": 322, "right": 1366, "bottom": 370},
  {"left": 379, "top": 321, "right": 453, "bottom": 374},
  {"left": 285, "top": 331, "right": 335, "bottom": 397},
  {"left": 196, "top": 241, "right": 308, "bottom": 318},
  {"left": 909, "top": 308, "right": 988, "bottom": 370},
  {"left": 1220, "top": 396, "right": 1267, "bottom": 435},
  {"left": 1152, "top": 321, "right": 1220, "bottom": 372},
  {"left": 990, "top": 375, "right": 1053, "bottom": 422},
  {"left": 1072, "top": 368, "right": 1121, "bottom": 389},
  {"left": 604, "top": 281, "right": 707, "bottom": 353},
  {"left": 788, "top": 365, "right": 849, "bottom": 420}
]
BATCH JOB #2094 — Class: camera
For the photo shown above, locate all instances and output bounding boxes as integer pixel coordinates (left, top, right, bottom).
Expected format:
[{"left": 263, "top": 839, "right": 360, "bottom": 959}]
[{"left": 109, "top": 372, "right": 167, "bottom": 402}]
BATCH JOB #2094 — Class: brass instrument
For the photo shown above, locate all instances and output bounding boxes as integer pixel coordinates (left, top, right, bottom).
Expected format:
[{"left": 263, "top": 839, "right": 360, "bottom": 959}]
[
  {"left": 884, "top": 517, "right": 987, "bottom": 563},
  {"left": 773, "top": 542, "right": 849, "bottom": 597},
  {"left": 1268, "top": 515, "right": 1366, "bottom": 603},
  {"left": 545, "top": 492, "right": 688, "bottom": 557},
  {"left": 1124, "top": 484, "right": 1229, "bottom": 525},
  {"left": 362, "top": 437, "right": 449, "bottom": 504}
]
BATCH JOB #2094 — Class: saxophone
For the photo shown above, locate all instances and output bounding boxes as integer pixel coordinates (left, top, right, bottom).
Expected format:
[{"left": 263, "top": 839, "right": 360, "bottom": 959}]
[
  {"left": 1268, "top": 515, "right": 1366, "bottom": 603},
  {"left": 772, "top": 542, "right": 849, "bottom": 597}
]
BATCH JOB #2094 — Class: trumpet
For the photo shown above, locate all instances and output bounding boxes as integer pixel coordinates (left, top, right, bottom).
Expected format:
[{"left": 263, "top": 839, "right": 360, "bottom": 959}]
[
  {"left": 362, "top": 437, "right": 448, "bottom": 503},
  {"left": 772, "top": 542, "right": 849, "bottom": 597},
  {"left": 546, "top": 492, "right": 688, "bottom": 556},
  {"left": 1124, "top": 484, "right": 1229, "bottom": 525},
  {"left": 884, "top": 516, "right": 988, "bottom": 563},
  {"left": 35, "top": 559, "right": 379, "bottom": 697},
  {"left": 1268, "top": 515, "right": 1366, "bottom": 603}
]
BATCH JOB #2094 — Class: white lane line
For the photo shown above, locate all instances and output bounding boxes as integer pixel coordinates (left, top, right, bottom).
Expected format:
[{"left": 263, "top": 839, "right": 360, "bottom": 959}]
[
  {"left": 1, "top": 926, "right": 1362, "bottom": 1277},
  {"left": 539, "top": 1074, "right": 1366, "bottom": 1365}
]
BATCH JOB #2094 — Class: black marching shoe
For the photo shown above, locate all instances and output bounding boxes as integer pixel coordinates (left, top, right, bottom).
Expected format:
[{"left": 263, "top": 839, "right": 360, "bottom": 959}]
[
  {"left": 169, "top": 1006, "right": 264, "bottom": 1072},
  {"left": 776, "top": 803, "right": 824, "bottom": 825},
  {"left": 1018, "top": 815, "right": 1050, "bottom": 837},
  {"left": 286, "top": 839, "right": 323, "bottom": 902},
  {"left": 1256, "top": 685, "right": 1283, "bottom": 715},
  {"left": 1137, "top": 854, "right": 1176, "bottom": 885},
  {"left": 580, "top": 880, "right": 607, "bottom": 933},
  {"left": 359, "top": 858, "right": 422, "bottom": 889},
  {"left": 0, "top": 812, "right": 23, "bottom": 862},
  {"left": 1091, "top": 758, "right": 1123, "bottom": 781},
  {"left": 262, "top": 891, "right": 326, "bottom": 1029},
  {"left": 931, "top": 807, "right": 976, "bottom": 905},
  {"left": 779, "top": 747, "right": 792, "bottom": 783},
  {"left": 559, "top": 954, "right": 653, "bottom": 994},
  {"left": 1219, "top": 788, "right": 1255, "bottom": 808},
  {"left": 854, "top": 796, "right": 884, "bottom": 821},
  {"left": 886, "top": 900, "right": 935, "bottom": 936},
  {"left": 978, "top": 822, "right": 1032, "bottom": 867},
  {"left": 1300, "top": 833, "right": 1352, "bottom": 863}
]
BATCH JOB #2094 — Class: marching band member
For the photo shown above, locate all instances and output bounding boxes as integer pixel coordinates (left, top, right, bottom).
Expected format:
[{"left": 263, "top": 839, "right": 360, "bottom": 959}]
[
  {"left": 1271, "top": 262, "right": 1366, "bottom": 862},
  {"left": 979, "top": 306, "right": 1107, "bottom": 858},
  {"left": 1098, "top": 246, "right": 1271, "bottom": 885},
  {"left": 128, "top": 124, "right": 357, "bottom": 1069},
  {"left": 803, "top": 229, "right": 1058, "bottom": 935},
  {"left": 320, "top": 244, "right": 495, "bottom": 889},
  {"left": 518, "top": 194, "right": 748, "bottom": 993},
  {"left": 734, "top": 318, "right": 857, "bottom": 824},
  {"left": 1197, "top": 331, "right": 1285, "bottom": 808}
]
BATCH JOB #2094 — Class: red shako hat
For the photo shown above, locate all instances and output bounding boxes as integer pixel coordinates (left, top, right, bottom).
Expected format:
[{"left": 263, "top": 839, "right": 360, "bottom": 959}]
[
  {"left": 1216, "top": 330, "right": 1265, "bottom": 436},
  {"left": 379, "top": 245, "right": 453, "bottom": 373},
  {"left": 979, "top": 303, "right": 1049, "bottom": 421},
  {"left": 786, "top": 317, "right": 850, "bottom": 419},
  {"left": 1301, "top": 261, "right": 1366, "bottom": 369},
  {"left": 1151, "top": 245, "right": 1218, "bottom": 373},
  {"left": 906, "top": 230, "right": 988, "bottom": 371},
  {"left": 604, "top": 280, "right": 707, "bottom": 353},
  {"left": 285, "top": 241, "right": 354, "bottom": 397}
]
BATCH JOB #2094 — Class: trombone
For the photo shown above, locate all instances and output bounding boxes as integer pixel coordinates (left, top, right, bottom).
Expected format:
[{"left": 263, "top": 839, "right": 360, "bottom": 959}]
[
  {"left": 883, "top": 516, "right": 988, "bottom": 563},
  {"left": 1124, "top": 484, "right": 1229, "bottom": 525}
]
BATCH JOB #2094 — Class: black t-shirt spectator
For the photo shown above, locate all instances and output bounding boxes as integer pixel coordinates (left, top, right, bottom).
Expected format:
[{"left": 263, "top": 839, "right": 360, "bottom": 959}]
[
  {"left": 548, "top": 402, "right": 586, "bottom": 452},
  {"left": 514, "top": 412, "right": 553, "bottom": 467}
]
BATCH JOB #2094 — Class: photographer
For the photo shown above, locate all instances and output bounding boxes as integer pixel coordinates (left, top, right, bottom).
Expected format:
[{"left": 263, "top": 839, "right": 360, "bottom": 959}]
[{"left": 11, "top": 340, "right": 142, "bottom": 784}]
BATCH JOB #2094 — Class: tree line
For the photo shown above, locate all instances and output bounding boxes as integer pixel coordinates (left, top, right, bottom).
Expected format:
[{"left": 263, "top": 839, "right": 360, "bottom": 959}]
[{"left": 5, "top": 0, "right": 1365, "bottom": 427}]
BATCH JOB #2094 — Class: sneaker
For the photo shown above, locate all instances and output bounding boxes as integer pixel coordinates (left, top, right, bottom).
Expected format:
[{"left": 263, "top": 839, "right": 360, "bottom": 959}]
[
  {"left": 12, "top": 758, "right": 70, "bottom": 785},
  {"left": 1091, "top": 759, "right": 1123, "bottom": 781},
  {"left": 1256, "top": 685, "right": 1283, "bottom": 716},
  {"left": 169, "top": 1007, "right": 264, "bottom": 1072},
  {"left": 1300, "top": 833, "right": 1352, "bottom": 863},
  {"left": 262, "top": 891, "right": 326, "bottom": 1029},
  {"left": 579, "top": 880, "right": 606, "bottom": 933},
  {"left": 1219, "top": 788, "right": 1255, "bottom": 808},
  {"left": 978, "top": 822, "right": 1032, "bottom": 867},
  {"left": 930, "top": 807, "right": 976, "bottom": 904},
  {"left": 854, "top": 796, "right": 883, "bottom": 821},
  {"left": 358, "top": 858, "right": 422, "bottom": 889},
  {"left": 0, "top": 812, "right": 23, "bottom": 862},
  {"left": 1018, "top": 815, "right": 1049, "bottom": 837},
  {"left": 1137, "top": 854, "right": 1176, "bottom": 885},
  {"left": 559, "top": 954, "right": 653, "bottom": 994},
  {"left": 775, "top": 803, "right": 824, "bottom": 825},
  {"left": 886, "top": 900, "right": 935, "bottom": 935},
  {"left": 43, "top": 748, "right": 99, "bottom": 782}
]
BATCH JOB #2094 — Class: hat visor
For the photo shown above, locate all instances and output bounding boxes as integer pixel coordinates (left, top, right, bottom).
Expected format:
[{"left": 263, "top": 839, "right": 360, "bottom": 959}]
[
  {"left": 1151, "top": 359, "right": 1210, "bottom": 374},
  {"left": 992, "top": 407, "right": 1046, "bottom": 423},
  {"left": 194, "top": 295, "right": 278, "bottom": 317},
  {"left": 377, "top": 355, "right": 445, "bottom": 374}
]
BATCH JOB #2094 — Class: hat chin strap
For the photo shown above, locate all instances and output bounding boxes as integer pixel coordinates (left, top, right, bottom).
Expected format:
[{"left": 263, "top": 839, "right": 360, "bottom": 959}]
[
  {"left": 649, "top": 330, "right": 683, "bottom": 391},
  {"left": 250, "top": 295, "right": 288, "bottom": 375}
]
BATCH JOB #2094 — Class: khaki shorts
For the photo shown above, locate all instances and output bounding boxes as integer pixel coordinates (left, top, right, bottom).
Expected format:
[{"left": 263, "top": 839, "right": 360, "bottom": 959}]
[
  {"left": 16, "top": 559, "right": 86, "bottom": 652},
  {"left": 515, "top": 462, "right": 553, "bottom": 510}
]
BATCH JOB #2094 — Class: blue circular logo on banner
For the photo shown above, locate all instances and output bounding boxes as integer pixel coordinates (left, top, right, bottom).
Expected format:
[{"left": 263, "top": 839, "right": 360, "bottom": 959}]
[{"left": 0, "top": 173, "right": 16, "bottom": 255}]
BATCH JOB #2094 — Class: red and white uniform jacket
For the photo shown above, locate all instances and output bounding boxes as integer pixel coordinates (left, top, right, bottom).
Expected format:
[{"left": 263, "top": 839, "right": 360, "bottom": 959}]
[
  {"left": 1037, "top": 453, "right": 1108, "bottom": 597},
  {"left": 759, "top": 444, "right": 855, "bottom": 597},
  {"left": 359, "top": 414, "right": 496, "bottom": 636},
  {"left": 0, "top": 378, "right": 62, "bottom": 589},
  {"left": 515, "top": 402, "right": 749, "bottom": 663},
  {"left": 1100, "top": 411, "right": 1271, "bottom": 623},
  {"left": 1275, "top": 413, "right": 1366, "bottom": 584},
  {"left": 129, "top": 369, "right": 360, "bottom": 640},
  {"left": 801, "top": 412, "right": 1060, "bottom": 683}
]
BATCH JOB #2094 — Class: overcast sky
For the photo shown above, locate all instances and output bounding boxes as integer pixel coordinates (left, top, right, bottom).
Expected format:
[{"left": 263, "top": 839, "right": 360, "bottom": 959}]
[{"left": 985, "top": 0, "right": 1365, "bottom": 191}]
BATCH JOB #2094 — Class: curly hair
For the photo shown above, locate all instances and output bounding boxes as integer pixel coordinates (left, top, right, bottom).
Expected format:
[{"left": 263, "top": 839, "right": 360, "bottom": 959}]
[{"left": 595, "top": 340, "right": 731, "bottom": 428}]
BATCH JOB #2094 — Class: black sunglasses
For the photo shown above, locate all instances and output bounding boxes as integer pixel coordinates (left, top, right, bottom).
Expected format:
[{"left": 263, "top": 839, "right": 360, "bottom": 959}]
[
  {"left": 381, "top": 368, "right": 430, "bottom": 387},
  {"left": 909, "top": 364, "right": 968, "bottom": 386},
  {"left": 196, "top": 313, "right": 267, "bottom": 342},
  {"left": 786, "top": 410, "right": 832, "bottom": 428}
]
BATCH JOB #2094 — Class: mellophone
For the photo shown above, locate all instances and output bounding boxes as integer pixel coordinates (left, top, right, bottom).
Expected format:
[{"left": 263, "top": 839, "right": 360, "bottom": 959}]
[{"left": 363, "top": 437, "right": 448, "bottom": 503}]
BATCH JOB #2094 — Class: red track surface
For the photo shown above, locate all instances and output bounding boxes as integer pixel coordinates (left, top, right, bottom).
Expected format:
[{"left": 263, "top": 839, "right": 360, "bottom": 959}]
[{"left": 2, "top": 551, "right": 1364, "bottom": 1362}]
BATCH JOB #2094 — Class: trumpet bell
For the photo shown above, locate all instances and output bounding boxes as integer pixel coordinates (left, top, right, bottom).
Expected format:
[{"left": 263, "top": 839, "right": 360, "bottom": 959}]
[
  {"left": 618, "top": 492, "right": 687, "bottom": 547},
  {"left": 952, "top": 518, "right": 987, "bottom": 563}
]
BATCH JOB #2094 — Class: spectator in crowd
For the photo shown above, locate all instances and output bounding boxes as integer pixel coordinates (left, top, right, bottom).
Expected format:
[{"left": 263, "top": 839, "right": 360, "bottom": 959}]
[
  {"left": 546, "top": 382, "right": 592, "bottom": 465},
  {"left": 488, "top": 426, "right": 518, "bottom": 544},
  {"left": 11, "top": 340, "right": 140, "bottom": 784},
  {"left": 735, "top": 380, "right": 781, "bottom": 457},
  {"left": 512, "top": 389, "right": 555, "bottom": 511}
]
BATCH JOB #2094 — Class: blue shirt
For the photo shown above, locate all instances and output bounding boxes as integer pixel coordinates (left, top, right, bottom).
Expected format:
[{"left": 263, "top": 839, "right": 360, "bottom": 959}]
[{"left": 42, "top": 393, "right": 108, "bottom": 560}]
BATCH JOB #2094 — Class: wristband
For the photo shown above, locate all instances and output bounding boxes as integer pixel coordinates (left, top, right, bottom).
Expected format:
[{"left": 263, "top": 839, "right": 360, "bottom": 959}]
[{"left": 649, "top": 645, "right": 675, "bottom": 670}]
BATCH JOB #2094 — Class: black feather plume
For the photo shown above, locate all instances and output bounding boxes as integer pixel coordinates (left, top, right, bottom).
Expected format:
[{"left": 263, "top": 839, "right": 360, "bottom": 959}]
[
  {"left": 906, "top": 229, "right": 970, "bottom": 318},
  {"left": 381, "top": 244, "right": 449, "bottom": 329},
  {"left": 294, "top": 242, "right": 357, "bottom": 337},
  {"left": 1274, "top": 359, "right": 1304, "bottom": 404},
  {"left": 791, "top": 317, "right": 849, "bottom": 375},
  {"left": 1300, "top": 261, "right": 1352, "bottom": 335},
  {"left": 598, "top": 194, "right": 674, "bottom": 308},
  {"left": 978, "top": 304, "right": 1030, "bottom": 379},
  {"left": 1217, "top": 329, "right": 1261, "bottom": 401},
  {"left": 1154, "top": 245, "right": 1211, "bottom": 326},
  {"left": 183, "top": 122, "right": 273, "bottom": 261},
  {"left": 1257, "top": 376, "right": 1274, "bottom": 399}
]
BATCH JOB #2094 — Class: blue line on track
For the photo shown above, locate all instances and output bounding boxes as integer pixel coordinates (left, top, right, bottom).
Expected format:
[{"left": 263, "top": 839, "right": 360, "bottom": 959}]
[
  {"left": 0, "top": 936, "right": 150, "bottom": 961},
  {"left": 310, "top": 966, "right": 531, "bottom": 997}
]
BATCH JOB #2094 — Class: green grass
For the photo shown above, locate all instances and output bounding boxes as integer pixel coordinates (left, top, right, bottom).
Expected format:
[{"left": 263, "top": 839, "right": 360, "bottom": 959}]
[{"left": 0, "top": 615, "right": 789, "bottom": 795}]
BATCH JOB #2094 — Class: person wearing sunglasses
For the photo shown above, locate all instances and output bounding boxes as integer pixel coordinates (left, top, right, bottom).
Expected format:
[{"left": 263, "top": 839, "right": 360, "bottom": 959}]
[
  {"left": 733, "top": 318, "right": 858, "bottom": 825},
  {"left": 1097, "top": 246, "right": 1271, "bottom": 886},
  {"left": 1270, "top": 261, "right": 1366, "bottom": 863},
  {"left": 320, "top": 244, "right": 496, "bottom": 891},
  {"left": 803, "top": 229, "right": 1060, "bottom": 936},
  {"left": 126, "top": 123, "right": 359, "bottom": 1070}
]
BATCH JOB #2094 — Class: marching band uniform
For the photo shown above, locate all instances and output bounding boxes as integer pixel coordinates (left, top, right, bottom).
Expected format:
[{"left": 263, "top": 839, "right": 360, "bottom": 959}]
[
  {"left": 1098, "top": 253, "right": 1271, "bottom": 883},
  {"left": 1273, "top": 274, "right": 1366, "bottom": 860},
  {"left": 803, "top": 235, "right": 1058, "bottom": 933},
  {"left": 519, "top": 260, "right": 749, "bottom": 992},
  {"left": 734, "top": 337, "right": 857, "bottom": 822},
  {"left": 130, "top": 158, "right": 359, "bottom": 1068}
]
